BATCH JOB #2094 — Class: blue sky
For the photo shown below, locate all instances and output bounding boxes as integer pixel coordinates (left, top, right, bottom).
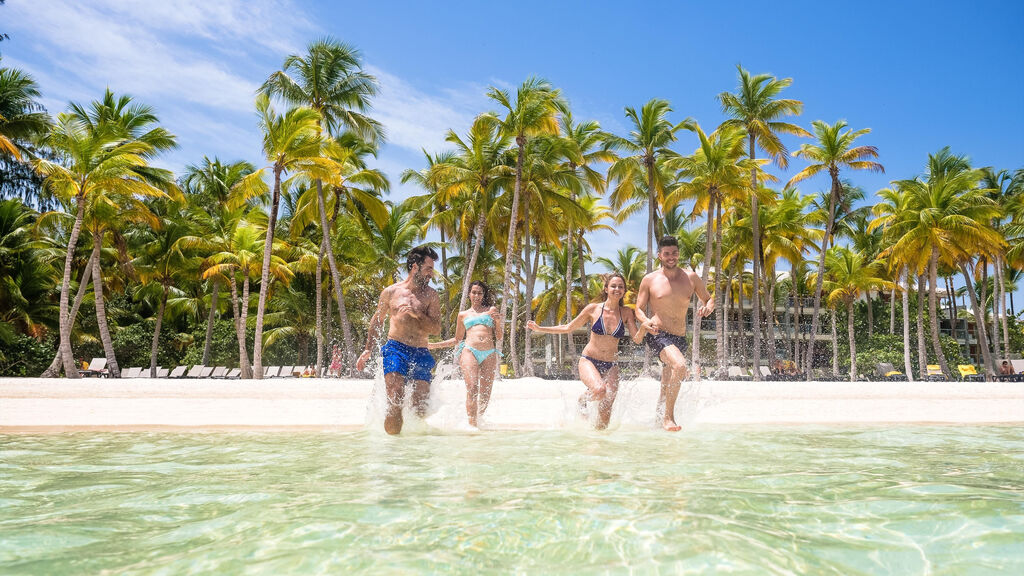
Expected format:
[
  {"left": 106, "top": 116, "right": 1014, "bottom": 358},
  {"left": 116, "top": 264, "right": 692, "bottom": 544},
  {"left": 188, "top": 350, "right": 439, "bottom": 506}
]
[{"left": 3, "top": 0, "right": 1023, "bottom": 303}]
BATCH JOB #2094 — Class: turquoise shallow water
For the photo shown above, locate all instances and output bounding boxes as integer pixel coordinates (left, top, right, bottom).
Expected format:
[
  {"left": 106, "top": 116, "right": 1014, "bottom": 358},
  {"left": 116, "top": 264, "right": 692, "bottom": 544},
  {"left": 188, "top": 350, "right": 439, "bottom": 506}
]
[{"left": 2, "top": 427, "right": 1023, "bottom": 575}]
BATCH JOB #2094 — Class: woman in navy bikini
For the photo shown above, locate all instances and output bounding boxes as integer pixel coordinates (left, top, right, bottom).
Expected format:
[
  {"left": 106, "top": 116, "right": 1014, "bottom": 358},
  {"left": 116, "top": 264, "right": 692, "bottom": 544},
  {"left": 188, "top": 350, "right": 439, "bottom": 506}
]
[
  {"left": 527, "top": 273, "right": 643, "bottom": 429},
  {"left": 453, "top": 281, "right": 502, "bottom": 427}
]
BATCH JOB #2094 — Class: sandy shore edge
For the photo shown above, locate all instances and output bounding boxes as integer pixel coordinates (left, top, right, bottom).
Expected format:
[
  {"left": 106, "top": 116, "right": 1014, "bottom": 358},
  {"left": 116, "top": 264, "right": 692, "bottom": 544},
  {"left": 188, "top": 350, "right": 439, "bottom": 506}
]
[{"left": 3, "top": 377, "right": 1023, "bottom": 431}]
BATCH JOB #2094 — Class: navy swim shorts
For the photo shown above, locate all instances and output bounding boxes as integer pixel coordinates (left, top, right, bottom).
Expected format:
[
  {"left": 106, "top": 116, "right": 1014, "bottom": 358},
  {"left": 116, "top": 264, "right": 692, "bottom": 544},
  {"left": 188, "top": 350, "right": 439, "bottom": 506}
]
[{"left": 381, "top": 339, "right": 435, "bottom": 382}]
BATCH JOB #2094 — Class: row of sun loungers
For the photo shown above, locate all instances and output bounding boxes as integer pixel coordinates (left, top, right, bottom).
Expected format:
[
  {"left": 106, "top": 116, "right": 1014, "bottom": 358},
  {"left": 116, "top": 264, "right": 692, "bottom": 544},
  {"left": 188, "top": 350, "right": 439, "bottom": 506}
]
[{"left": 78, "top": 359, "right": 311, "bottom": 379}]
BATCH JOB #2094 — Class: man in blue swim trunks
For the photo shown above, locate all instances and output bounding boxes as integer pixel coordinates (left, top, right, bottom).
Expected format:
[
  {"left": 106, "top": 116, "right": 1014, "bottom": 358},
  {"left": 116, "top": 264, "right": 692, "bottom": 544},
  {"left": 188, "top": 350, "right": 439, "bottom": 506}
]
[
  {"left": 356, "top": 246, "right": 442, "bottom": 434},
  {"left": 635, "top": 236, "right": 714, "bottom": 431}
]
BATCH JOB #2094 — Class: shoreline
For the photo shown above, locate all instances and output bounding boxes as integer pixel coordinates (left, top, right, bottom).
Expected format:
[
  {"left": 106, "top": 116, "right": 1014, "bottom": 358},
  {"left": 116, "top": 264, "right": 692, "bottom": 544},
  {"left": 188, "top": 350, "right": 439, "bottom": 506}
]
[{"left": 3, "top": 377, "right": 1023, "bottom": 431}]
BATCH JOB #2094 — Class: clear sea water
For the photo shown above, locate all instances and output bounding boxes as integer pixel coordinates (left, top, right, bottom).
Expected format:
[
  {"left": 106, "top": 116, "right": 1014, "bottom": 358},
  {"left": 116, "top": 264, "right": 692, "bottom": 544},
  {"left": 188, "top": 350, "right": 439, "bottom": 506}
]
[{"left": 2, "top": 427, "right": 1023, "bottom": 574}]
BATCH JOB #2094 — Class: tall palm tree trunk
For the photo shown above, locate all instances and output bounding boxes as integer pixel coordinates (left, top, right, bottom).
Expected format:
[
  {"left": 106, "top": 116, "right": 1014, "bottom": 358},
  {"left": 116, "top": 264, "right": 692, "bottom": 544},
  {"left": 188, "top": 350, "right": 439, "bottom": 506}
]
[
  {"left": 749, "top": 140, "right": 762, "bottom": 380},
  {"left": 831, "top": 309, "right": 839, "bottom": 377},
  {"left": 315, "top": 239, "right": 324, "bottom": 374},
  {"left": 578, "top": 232, "right": 587, "bottom": 303},
  {"left": 847, "top": 300, "right": 857, "bottom": 382},
  {"left": 960, "top": 263, "right": 996, "bottom": 377},
  {"left": 315, "top": 180, "right": 355, "bottom": 376},
  {"left": 459, "top": 210, "right": 487, "bottom": 312},
  {"left": 927, "top": 248, "right": 951, "bottom": 378},
  {"left": 202, "top": 280, "right": 219, "bottom": 367},
  {"left": 499, "top": 140, "right": 526, "bottom": 362},
  {"left": 890, "top": 286, "right": 897, "bottom": 335},
  {"left": 805, "top": 173, "right": 840, "bottom": 379},
  {"left": 714, "top": 198, "right": 726, "bottom": 377},
  {"left": 646, "top": 158, "right": 655, "bottom": 273},
  {"left": 510, "top": 251, "right": 523, "bottom": 375},
  {"left": 439, "top": 227, "right": 449, "bottom": 338},
  {"left": 564, "top": 235, "right": 576, "bottom": 357},
  {"left": 694, "top": 191, "right": 715, "bottom": 376},
  {"left": 149, "top": 285, "right": 168, "bottom": 378},
  {"left": 991, "top": 260, "right": 1002, "bottom": 361},
  {"left": 57, "top": 193, "right": 87, "bottom": 378},
  {"left": 999, "top": 260, "right": 1011, "bottom": 362},
  {"left": 523, "top": 243, "right": 541, "bottom": 377},
  {"left": 916, "top": 273, "right": 927, "bottom": 378},
  {"left": 233, "top": 275, "right": 252, "bottom": 379},
  {"left": 253, "top": 169, "right": 282, "bottom": 379},
  {"left": 902, "top": 268, "right": 914, "bottom": 381},
  {"left": 42, "top": 249, "right": 96, "bottom": 377},
  {"left": 91, "top": 231, "right": 120, "bottom": 378}
]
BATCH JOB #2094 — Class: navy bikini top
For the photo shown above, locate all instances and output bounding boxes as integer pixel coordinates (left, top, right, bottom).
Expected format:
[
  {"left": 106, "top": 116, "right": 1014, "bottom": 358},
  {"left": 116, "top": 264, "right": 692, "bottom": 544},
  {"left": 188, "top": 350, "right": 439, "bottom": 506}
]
[{"left": 591, "top": 303, "right": 627, "bottom": 339}]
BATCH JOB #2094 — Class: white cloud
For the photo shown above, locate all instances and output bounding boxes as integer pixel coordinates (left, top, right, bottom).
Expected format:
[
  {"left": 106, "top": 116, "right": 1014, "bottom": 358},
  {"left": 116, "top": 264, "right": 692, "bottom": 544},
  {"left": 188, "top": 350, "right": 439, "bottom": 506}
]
[
  {"left": 368, "top": 65, "right": 491, "bottom": 153},
  {"left": 6, "top": 0, "right": 312, "bottom": 113}
]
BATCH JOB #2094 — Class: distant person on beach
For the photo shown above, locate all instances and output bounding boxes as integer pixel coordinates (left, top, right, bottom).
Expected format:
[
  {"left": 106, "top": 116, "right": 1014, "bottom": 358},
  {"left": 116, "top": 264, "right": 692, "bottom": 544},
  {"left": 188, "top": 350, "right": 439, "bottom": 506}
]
[
  {"left": 356, "top": 246, "right": 442, "bottom": 435},
  {"left": 1001, "top": 361, "right": 1014, "bottom": 376},
  {"left": 528, "top": 273, "right": 641, "bottom": 430},
  {"left": 634, "top": 236, "right": 714, "bottom": 431},
  {"left": 328, "top": 344, "right": 342, "bottom": 377}
]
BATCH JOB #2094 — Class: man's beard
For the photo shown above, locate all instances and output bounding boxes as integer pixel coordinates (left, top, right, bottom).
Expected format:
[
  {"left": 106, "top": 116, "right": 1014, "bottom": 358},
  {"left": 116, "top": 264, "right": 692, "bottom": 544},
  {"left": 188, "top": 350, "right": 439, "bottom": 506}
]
[{"left": 414, "top": 274, "right": 431, "bottom": 287}]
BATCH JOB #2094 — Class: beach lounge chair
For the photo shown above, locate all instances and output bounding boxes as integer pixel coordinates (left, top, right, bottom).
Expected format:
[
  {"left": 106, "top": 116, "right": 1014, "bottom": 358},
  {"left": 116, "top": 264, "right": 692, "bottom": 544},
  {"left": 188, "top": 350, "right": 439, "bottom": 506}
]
[
  {"left": 168, "top": 365, "right": 187, "bottom": 378},
  {"left": 957, "top": 364, "right": 984, "bottom": 382},
  {"left": 926, "top": 364, "right": 945, "bottom": 381},
  {"left": 263, "top": 366, "right": 280, "bottom": 378},
  {"left": 81, "top": 358, "right": 108, "bottom": 377},
  {"left": 210, "top": 366, "right": 227, "bottom": 378},
  {"left": 185, "top": 365, "right": 204, "bottom": 378},
  {"left": 280, "top": 365, "right": 295, "bottom": 377},
  {"left": 226, "top": 368, "right": 240, "bottom": 379},
  {"left": 876, "top": 363, "right": 906, "bottom": 381},
  {"left": 199, "top": 366, "right": 214, "bottom": 378},
  {"left": 758, "top": 365, "right": 774, "bottom": 381},
  {"left": 122, "top": 367, "right": 141, "bottom": 378},
  {"left": 727, "top": 366, "right": 750, "bottom": 381},
  {"left": 1012, "top": 360, "right": 1024, "bottom": 382}
]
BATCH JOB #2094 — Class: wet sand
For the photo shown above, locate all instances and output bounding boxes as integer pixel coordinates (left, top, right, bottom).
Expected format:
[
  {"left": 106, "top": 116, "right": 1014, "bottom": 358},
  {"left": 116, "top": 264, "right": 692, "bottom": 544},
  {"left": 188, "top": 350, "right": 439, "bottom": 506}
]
[{"left": 3, "top": 377, "right": 1023, "bottom": 431}]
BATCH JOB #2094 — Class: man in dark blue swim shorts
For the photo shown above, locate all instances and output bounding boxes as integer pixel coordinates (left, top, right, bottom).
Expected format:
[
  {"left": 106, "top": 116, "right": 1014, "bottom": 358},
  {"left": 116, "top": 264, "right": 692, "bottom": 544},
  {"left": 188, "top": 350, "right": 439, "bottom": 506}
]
[
  {"left": 635, "top": 236, "right": 714, "bottom": 431},
  {"left": 357, "top": 246, "right": 442, "bottom": 435}
]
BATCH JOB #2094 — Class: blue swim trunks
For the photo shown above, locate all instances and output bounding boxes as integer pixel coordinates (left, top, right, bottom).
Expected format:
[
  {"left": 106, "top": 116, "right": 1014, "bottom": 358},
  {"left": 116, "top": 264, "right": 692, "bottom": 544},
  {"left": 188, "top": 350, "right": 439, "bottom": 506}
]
[{"left": 381, "top": 339, "right": 435, "bottom": 382}]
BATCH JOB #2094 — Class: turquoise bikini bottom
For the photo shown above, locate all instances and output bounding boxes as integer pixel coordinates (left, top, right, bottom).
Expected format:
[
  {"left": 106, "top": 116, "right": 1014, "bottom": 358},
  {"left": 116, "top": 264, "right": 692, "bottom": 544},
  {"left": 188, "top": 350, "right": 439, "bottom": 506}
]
[{"left": 458, "top": 342, "right": 497, "bottom": 364}]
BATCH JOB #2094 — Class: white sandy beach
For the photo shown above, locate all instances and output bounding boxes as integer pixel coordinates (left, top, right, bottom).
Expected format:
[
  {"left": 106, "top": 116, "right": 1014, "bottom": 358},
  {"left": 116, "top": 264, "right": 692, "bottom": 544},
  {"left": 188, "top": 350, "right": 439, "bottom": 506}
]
[{"left": 2, "top": 377, "right": 1023, "bottom": 431}]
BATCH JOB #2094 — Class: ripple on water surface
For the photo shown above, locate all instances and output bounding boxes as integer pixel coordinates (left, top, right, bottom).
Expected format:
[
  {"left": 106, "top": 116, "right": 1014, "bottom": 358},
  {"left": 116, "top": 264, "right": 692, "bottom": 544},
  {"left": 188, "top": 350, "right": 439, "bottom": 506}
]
[{"left": 1, "top": 427, "right": 1023, "bottom": 574}]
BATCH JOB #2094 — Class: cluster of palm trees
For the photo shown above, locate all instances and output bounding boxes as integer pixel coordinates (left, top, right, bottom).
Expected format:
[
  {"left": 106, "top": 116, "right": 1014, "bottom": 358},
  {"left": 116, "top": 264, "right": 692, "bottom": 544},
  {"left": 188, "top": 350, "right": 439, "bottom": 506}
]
[{"left": 1, "top": 41, "right": 1022, "bottom": 381}]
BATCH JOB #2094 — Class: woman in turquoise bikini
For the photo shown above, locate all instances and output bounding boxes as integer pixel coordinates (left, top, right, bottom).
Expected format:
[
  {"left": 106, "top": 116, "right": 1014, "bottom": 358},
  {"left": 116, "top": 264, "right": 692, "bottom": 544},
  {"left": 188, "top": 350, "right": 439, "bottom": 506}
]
[
  {"left": 527, "top": 273, "right": 644, "bottom": 429},
  {"left": 454, "top": 281, "right": 502, "bottom": 427}
]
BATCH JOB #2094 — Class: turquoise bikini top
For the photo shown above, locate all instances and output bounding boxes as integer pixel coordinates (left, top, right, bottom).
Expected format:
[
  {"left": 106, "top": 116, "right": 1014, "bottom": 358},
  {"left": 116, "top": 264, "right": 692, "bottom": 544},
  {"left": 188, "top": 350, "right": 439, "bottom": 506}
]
[{"left": 463, "top": 313, "right": 495, "bottom": 330}]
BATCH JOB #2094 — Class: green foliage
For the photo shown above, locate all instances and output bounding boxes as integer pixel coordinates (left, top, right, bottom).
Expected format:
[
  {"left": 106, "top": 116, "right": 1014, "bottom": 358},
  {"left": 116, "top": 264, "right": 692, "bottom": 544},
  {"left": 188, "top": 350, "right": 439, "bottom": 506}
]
[
  {"left": 181, "top": 319, "right": 247, "bottom": 368},
  {"left": 0, "top": 334, "right": 54, "bottom": 376},
  {"left": 112, "top": 320, "right": 185, "bottom": 369}
]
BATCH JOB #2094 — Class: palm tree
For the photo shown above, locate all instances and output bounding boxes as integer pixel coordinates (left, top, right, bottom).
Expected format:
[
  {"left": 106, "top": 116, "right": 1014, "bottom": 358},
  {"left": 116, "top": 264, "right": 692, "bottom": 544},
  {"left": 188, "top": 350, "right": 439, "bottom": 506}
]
[
  {"left": 555, "top": 111, "right": 614, "bottom": 353},
  {"left": 595, "top": 246, "right": 647, "bottom": 302},
  {"left": 131, "top": 200, "right": 197, "bottom": 377},
  {"left": 232, "top": 95, "right": 331, "bottom": 379},
  {"left": 487, "top": 77, "right": 563, "bottom": 360},
  {"left": 787, "top": 120, "right": 882, "bottom": 378},
  {"left": 719, "top": 66, "right": 809, "bottom": 380},
  {"left": 181, "top": 158, "right": 255, "bottom": 365},
  {"left": 871, "top": 184, "right": 917, "bottom": 380},
  {"left": 0, "top": 58, "right": 49, "bottom": 162},
  {"left": 0, "top": 199, "right": 57, "bottom": 352},
  {"left": 402, "top": 149, "right": 458, "bottom": 333},
  {"left": 608, "top": 99, "right": 688, "bottom": 273},
  {"left": 817, "top": 246, "right": 889, "bottom": 381},
  {"left": 34, "top": 94, "right": 177, "bottom": 377},
  {"left": 667, "top": 121, "right": 755, "bottom": 374},
  {"left": 260, "top": 38, "right": 382, "bottom": 375},
  {"left": 67, "top": 92, "right": 178, "bottom": 378},
  {"left": 433, "top": 115, "right": 514, "bottom": 312},
  {"left": 888, "top": 148, "right": 1003, "bottom": 378}
]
